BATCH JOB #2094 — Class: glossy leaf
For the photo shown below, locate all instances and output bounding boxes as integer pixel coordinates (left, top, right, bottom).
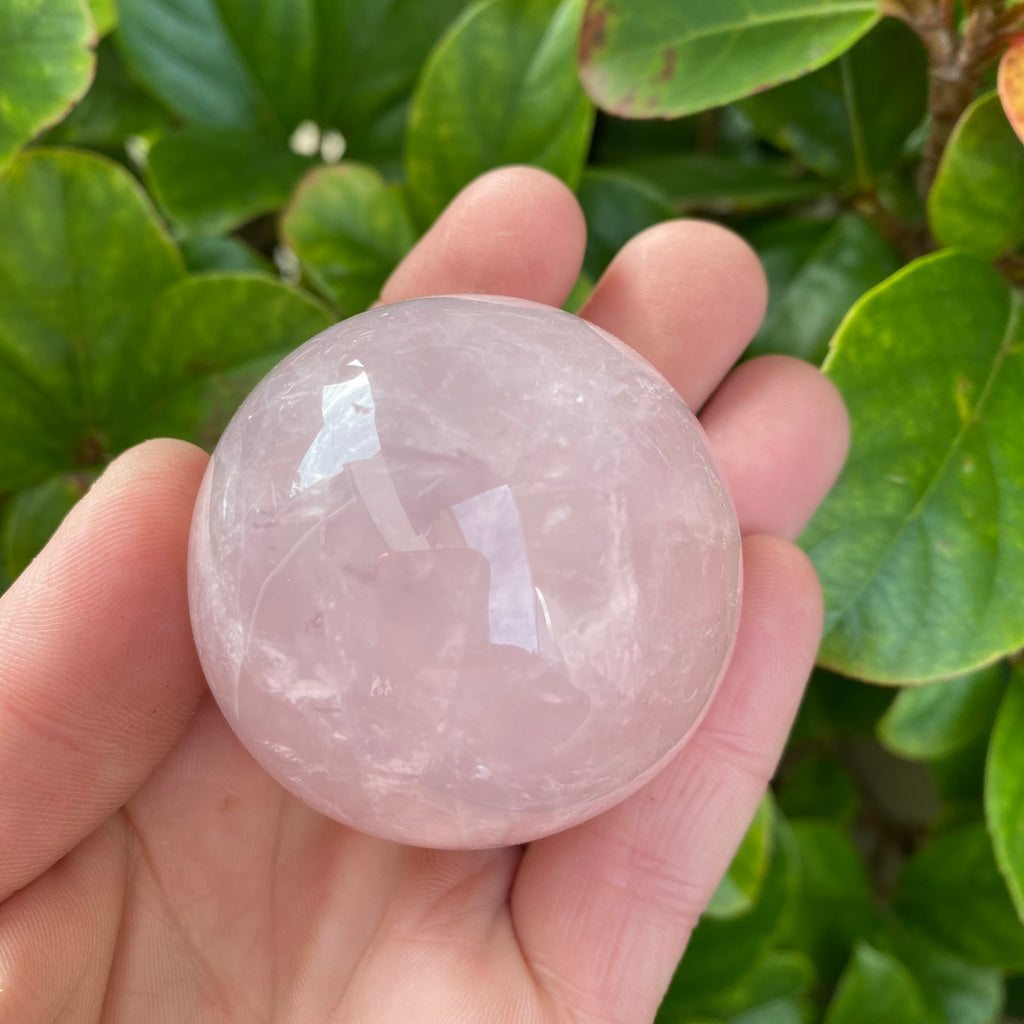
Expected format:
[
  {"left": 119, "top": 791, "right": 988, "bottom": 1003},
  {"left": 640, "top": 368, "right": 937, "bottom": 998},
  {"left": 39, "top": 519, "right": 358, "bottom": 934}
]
[
  {"left": 929, "top": 734, "right": 989, "bottom": 809},
  {"left": 577, "top": 0, "right": 879, "bottom": 119},
  {"left": 116, "top": 0, "right": 467, "bottom": 133},
  {"left": 117, "top": 0, "right": 466, "bottom": 230},
  {"left": 746, "top": 214, "right": 901, "bottom": 365},
  {"left": 281, "top": 164, "right": 417, "bottom": 315},
  {"left": 40, "top": 36, "right": 169, "bottom": 157},
  {"left": 776, "top": 751, "right": 860, "bottom": 822},
  {"left": 707, "top": 796, "right": 773, "bottom": 920},
  {"left": 929, "top": 92, "right": 1024, "bottom": 261},
  {"left": 405, "top": 0, "right": 594, "bottom": 226},
  {"left": 878, "top": 664, "right": 1007, "bottom": 761},
  {"left": 801, "top": 252, "right": 1024, "bottom": 682},
  {"left": 0, "top": 149, "right": 184, "bottom": 491},
  {"left": 985, "top": 666, "right": 1024, "bottom": 924},
  {"left": 729, "top": 1003, "right": 802, "bottom": 1024},
  {"left": 878, "top": 919, "right": 1005, "bottom": 1024},
  {"left": 662, "top": 810, "right": 798, "bottom": 1009},
  {"left": 780, "top": 820, "right": 879, "bottom": 984},
  {"left": 741, "top": 19, "right": 927, "bottom": 184},
  {"left": 2, "top": 473, "right": 91, "bottom": 581},
  {"left": 789, "top": 668, "right": 895, "bottom": 746},
  {"left": 113, "top": 274, "right": 332, "bottom": 450},
  {"left": 147, "top": 127, "right": 313, "bottom": 236},
  {"left": 575, "top": 168, "right": 674, "bottom": 280},
  {"left": 823, "top": 945, "right": 931, "bottom": 1024},
  {"left": 999, "top": 34, "right": 1024, "bottom": 145},
  {"left": 0, "top": 150, "right": 331, "bottom": 488},
  {"left": 0, "top": 0, "right": 96, "bottom": 171},
  {"left": 895, "top": 822, "right": 1024, "bottom": 970},
  {"left": 0, "top": 521, "right": 9, "bottom": 592},
  {"left": 179, "top": 236, "right": 272, "bottom": 275},
  {"left": 589, "top": 112, "right": 701, "bottom": 164},
  {"left": 623, "top": 154, "right": 831, "bottom": 214},
  {"left": 87, "top": 0, "right": 115, "bottom": 35},
  {"left": 563, "top": 271, "right": 594, "bottom": 314},
  {"left": 659, "top": 951, "right": 815, "bottom": 1024}
]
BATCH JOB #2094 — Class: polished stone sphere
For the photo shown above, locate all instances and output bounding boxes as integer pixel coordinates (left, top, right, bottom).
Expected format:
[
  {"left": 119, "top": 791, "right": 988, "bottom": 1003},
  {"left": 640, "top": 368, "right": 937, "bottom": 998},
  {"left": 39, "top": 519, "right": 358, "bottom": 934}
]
[{"left": 188, "top": 296, "right": 741, "bottom": 848}]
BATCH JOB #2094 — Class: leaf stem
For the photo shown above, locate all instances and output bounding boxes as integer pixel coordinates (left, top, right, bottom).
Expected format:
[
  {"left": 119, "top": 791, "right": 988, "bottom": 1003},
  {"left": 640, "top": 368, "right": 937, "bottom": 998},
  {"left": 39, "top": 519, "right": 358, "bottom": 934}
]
[
  {"left": 887, "top": 0, "right": 1009, "bottom": 196},
  {"left": 840, "top": 52, "right": 872, "bottom": 189}
]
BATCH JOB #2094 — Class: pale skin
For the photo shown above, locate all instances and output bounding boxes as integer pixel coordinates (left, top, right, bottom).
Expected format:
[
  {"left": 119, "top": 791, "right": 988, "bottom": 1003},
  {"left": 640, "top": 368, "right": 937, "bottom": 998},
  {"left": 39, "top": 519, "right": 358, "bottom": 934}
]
[{"left": 0, "top": 168, "right": 849, "bottom": 1024}]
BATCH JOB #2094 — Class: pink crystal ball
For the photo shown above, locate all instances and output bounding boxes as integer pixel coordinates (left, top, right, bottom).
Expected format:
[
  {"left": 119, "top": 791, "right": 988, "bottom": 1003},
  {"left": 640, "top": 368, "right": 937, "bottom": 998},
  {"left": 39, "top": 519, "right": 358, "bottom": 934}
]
[{"left": 188, "top": 295, "right": 741, "bottom": 848}]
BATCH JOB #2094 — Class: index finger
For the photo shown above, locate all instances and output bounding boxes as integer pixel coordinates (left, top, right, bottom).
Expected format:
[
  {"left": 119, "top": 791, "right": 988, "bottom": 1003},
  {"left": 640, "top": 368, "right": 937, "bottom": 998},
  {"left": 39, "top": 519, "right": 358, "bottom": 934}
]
[{"left": 0, "top": 439, "right": 209, "bottom": 901}]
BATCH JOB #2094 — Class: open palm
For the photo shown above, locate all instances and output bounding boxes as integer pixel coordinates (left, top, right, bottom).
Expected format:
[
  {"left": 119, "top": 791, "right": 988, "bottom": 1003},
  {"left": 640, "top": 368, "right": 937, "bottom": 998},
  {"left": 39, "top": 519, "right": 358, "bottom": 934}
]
[{"left": 0, "top": 169, "right": 848, "bottom": 1024}]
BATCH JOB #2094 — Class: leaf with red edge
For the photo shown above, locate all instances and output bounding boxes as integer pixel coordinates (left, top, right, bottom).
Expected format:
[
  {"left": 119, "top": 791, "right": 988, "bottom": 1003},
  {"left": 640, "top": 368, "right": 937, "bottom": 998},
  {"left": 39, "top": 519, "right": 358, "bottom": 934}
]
[{"left": 998, "top": 34, "right": 1024, "bottom": 145}]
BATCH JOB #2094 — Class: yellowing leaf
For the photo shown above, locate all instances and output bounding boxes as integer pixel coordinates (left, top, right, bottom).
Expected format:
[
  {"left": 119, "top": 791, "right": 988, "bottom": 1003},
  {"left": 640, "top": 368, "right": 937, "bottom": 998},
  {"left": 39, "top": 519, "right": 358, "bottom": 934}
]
[{"left": 998, "top": 35, "right": 1024, "bottom": 145}]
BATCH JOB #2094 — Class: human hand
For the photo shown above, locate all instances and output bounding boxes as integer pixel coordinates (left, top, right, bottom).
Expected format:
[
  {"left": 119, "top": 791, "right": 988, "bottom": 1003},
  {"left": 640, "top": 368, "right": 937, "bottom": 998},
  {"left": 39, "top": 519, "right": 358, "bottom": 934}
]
[{"left": 0, "top": 168, "right": 848, "bottom": 1023}]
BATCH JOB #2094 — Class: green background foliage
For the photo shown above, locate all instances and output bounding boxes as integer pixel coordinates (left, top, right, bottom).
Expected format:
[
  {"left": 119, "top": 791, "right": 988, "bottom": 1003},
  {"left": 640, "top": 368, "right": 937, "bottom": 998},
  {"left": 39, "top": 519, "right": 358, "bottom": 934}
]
[{"left": 1, "top": 0, "right": 1023, "bottom": 1019}]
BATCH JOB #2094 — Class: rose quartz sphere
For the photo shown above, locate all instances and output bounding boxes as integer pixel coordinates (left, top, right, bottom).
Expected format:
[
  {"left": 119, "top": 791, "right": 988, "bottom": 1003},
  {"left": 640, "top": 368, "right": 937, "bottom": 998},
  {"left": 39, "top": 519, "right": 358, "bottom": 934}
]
[{"left": 188, "top": 296, "right": 741, "bottom": 848}]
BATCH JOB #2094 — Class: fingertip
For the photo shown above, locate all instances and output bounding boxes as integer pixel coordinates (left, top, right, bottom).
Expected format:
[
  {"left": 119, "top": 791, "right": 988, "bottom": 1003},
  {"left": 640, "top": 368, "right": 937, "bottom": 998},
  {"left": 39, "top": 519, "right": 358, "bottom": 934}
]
[
  {"left": 28, "top": 440, "right": 209, "bottom": 610},
  {"left": 702, "top": 355, "right": 850, "bottom": 540},
  {"left": 580, "top": 219, "right": 769, "bottom": 407},
  {"left": 727, "top": 534, "right": 824, "bottom": 725},
  {"left": 658, "top": 219, "right": 768, "bottom": 333},
  {"left": 97, "top": 437, "right": 209, "bottom": 485},
  {"left": 380, "top": 166, "right": 586, "bottom": 308}
]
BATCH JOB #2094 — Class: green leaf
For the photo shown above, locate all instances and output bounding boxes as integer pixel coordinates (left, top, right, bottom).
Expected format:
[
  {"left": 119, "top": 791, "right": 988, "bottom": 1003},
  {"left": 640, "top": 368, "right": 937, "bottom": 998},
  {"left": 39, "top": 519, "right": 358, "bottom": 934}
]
[
  {"left": 929, "top": 92, "right": 1024, "bottom": 261},
  {"left": 878, "top": 664, "right": 1007, "bottom": 761},
  {"left": 929, "top": 735, "right": 989, "bottom": 810},
  {"left": 113, "top": 274, "right": 333, "bottom": 450},
  {"left": 1007, "top": 976, "right": 1024, "bottom": 1020},
  {"left": 775, "top": 751, "right": 860, "bottom": 822},
  {"left": 576, "top": 168, "right": 674, "bottom": 280},
  {"left": 590, "top": 112, "right": 702, "bottom": 164},
  {"left": 746, "top": 214, "right": 901, "bottom": 365},
  {"left": 281, "top": 164, "right": 416, "bottom": 316},
  {"left": 780, "top": 820, "right": 879, "bottom": 984},
  {"left": 623, "top": 154, "right": 832, "bottom": 214},
  {"left": 0, "top": 526, "right": 9, "bottom": 592},
  {"left": 663, "top": 807, "right": 798, "bottom": 1010},
  {"left": 740, "top": 19, "right": 927, "bottom": 184},
  {"left": 730, "top": 1003, "right": 802, "bottom": 1024},
  {"left": 708, "top": 951, "right": 816, "bottom": 1024},
  {"left": 2, "top": 472, "right": 92, "bottom": 581},
  {"left": 659, "top": 951, "right": 815, "bottom": 1023},
  {"left": 0, "top": 148, "right": 184, "bottom": 491},
  {"left": 823, "top": 945, "right": 931, "bottom": 1024},
  {"left": 790, "top": 669, "right": 895, "bottom": 746},
  {"left": 87, "top": 0, "right": 115, "bottom": 35},
  {"left": 0, "top": 150, "right": 329, "bottom": 480},
  {"left": 878, "top": 919, "right": 1005, "bottom": 1024},
  {"left": 39, "top": 36, "right": 169, "bottom": 158},
  {"left": 986, "top": 666, "right": 1024, "bottom": 924},
  {"left": 147, "top": 127, "right": 313, "bottom": 236},
  {"left": 563, "top": 271, "right": 594, "bottom": 313},
  {"left": 116, "top": 0, "right": 467, "bottom": 134},
  {"left": 801, "top": 252, "right": 1024, "bottom": 682},
  {"left": 179, "top": 235, "right": 272, "bottom": 275},
  {"left": 577, "top": 0, "right": 880, "bottom": 119},
  {"left": 116, "top": 0, "right": 467, "bottom": 231},
  {"left": 707, "top": 796, "right": 774, "bottom": 920},
  {"left": 406, "top": 0, "right": 594, "bottom": 226},
  {"left": 895, "top": 822, "right": 1024, "bottom": 970},
  {"left": 0, "top": 0, "right": 96, "bottom": 171}
]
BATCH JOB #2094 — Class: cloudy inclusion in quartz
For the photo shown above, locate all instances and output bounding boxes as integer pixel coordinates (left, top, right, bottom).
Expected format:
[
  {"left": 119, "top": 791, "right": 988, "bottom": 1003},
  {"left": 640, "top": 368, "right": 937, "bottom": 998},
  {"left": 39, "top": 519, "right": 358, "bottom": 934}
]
[{"left": 188, "top": 296, "right": 741, "bottom": 848}]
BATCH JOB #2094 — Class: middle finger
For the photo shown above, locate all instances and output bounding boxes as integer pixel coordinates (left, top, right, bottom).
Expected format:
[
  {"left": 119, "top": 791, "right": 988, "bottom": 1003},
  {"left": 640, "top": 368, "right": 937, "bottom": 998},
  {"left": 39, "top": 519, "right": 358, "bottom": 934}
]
[{"left": 579, "top": 219, "right": 768, "bottom": 410}]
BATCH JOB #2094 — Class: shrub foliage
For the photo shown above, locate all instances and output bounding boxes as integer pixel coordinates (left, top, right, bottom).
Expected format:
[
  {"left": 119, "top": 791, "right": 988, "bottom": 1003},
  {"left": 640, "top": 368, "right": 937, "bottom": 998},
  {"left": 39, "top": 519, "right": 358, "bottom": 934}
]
[{"left": 2, "top": 0, "right": 1023, "bottom": 1019}]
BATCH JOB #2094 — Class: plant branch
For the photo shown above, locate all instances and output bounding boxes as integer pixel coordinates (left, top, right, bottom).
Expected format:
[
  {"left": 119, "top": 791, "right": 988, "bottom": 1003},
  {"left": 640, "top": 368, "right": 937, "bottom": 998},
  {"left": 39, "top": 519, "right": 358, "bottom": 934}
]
[{"left": 886, "top": 0, "right": 1012, "bottom": 196}]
